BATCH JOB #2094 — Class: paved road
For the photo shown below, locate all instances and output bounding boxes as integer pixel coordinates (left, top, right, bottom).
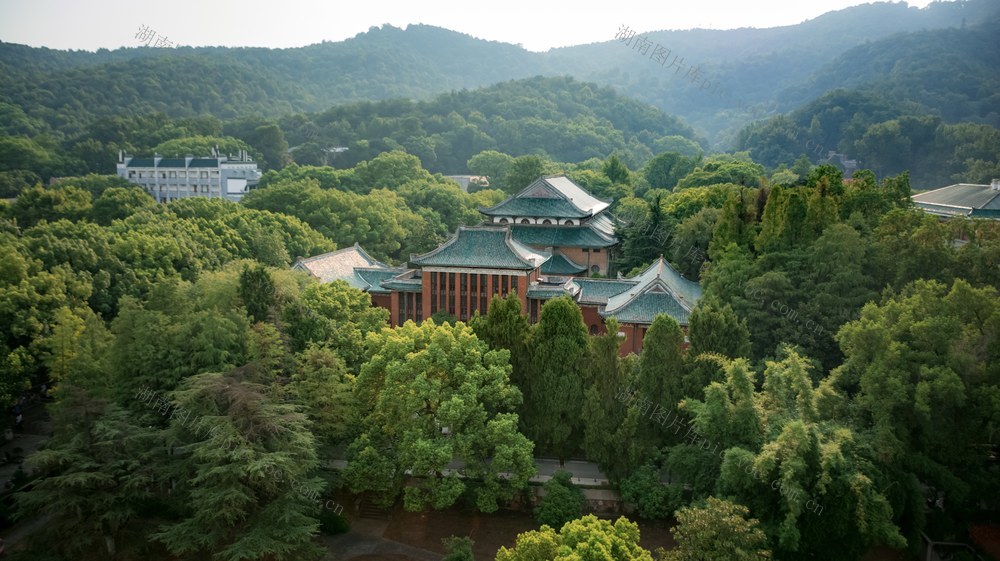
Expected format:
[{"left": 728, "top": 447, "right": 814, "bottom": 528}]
[
  {"left": 329, "top": 457, "right": 617, "bottom": 487},
  {"left": 325, "top": 518, "right": 441, "bottom": 561}
]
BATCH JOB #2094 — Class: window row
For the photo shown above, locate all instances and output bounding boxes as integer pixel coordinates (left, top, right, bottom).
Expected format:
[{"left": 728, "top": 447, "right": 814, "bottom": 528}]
[{"left": 429, "top": 272, "right": 519, "bottom": 320}]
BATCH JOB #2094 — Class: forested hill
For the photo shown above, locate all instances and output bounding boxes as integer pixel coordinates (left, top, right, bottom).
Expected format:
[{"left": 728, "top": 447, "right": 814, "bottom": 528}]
[
  {"left": 775, "top": 17, "right": 1000, "bottom": 126},
  {"left": 279, "top": 76, "right": 703, "bottom": 172},
  {"left": 547, "top": 0, "right": 1000, "bottom": 143},
  {"left": 2, "top": 0, "right": 998, "bottom": 144},
  {"left": 733, "top": 16, "right": 1000, "bottom": 189},
  {"left": 0, "top": 76, "right": 703, "bottom": 180}
]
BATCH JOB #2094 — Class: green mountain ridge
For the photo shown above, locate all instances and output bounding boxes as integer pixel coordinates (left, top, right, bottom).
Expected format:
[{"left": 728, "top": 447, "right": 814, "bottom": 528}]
[{"left": 3, "top": 0, "right": 999, "bottom": 145}]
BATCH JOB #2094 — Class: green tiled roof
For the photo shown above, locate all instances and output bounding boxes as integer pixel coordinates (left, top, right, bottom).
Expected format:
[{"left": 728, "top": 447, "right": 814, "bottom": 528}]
[
  {"left": 603, "top": 292, "right": 692, "bottom": 325},
  {"left": 158, "top": 158, "right": 187, "bottom": 167},
  {"left": 411, "top": 226, "right": 549, "bottom": 270},
  {"left": 618, "top": 256, "right": 702, "bottom": 307},
  {"left": 541, "top": 254, "right": 586, "bottom": 275},
  {"left": 527, "top": 287, "right": 570, "bottom": 299},
  {"left": 381, "top": 277, "right": 423, "bottom": 292},
  {"left": 352, "top": 267, "right": 405, "bottom": 294},
  {"left": 480, "top": 175, "right": 611, "bottom": 219},
  {"left": 126, "top": 158, "right": 155, "bottom": 167},
  {"left": 483, "top": 198, "right": 591, "bottom": 219},
  {"left": 189, "top": 158, "right": 220, "bottom": 168},
  {"left": 574, "top": 279, "right": 636, "bottom": 304},
  {"left": 511, "top": 225, "right": 616, "bottom": 248},
  {"left": 601, "top": 257, "right": 702, "bottom": 326}
]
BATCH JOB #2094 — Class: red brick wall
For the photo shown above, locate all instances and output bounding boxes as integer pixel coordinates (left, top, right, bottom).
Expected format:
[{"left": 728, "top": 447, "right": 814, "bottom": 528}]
[
  {"left": 558, "top": 246, "right": 611, "bottom": 276},
  {"left": 580, "top": 305, "right": 605, "bottom": 335},
  {"left": 371, "top": 293, "right": 391, "bottom": 315}
]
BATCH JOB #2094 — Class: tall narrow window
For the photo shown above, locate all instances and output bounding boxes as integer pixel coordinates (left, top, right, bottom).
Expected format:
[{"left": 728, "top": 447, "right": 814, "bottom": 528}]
[
  {"left": 440, "top": 272, "right": 448, "bottom": 311},
  {"left": 430, "top": 272, "right": 438, "bottom": 314},
  {"left": 480, "top": 274, "right": 488, "bottom": 311}
]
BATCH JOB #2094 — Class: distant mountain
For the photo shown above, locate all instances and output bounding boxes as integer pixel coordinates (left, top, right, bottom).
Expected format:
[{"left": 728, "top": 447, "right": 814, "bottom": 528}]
[
  {"left": 2, "top": 0, "right": 998, "bottom": 145},
  {"left": 279, "top": 75, "right": 702, "bottom": 172},
  {"left": 775, "top": 17, "right": 1000, "bottom": 127},
  {"left": 547, "top": 0, "right": 1000, "bottom": 145}
]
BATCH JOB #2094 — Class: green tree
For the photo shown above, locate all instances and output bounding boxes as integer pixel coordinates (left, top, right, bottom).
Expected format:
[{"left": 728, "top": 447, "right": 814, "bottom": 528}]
[
  {"left": 661, "top": 497, "right": 772, "bottom": 561},
  {"left": 688, "top": 301, "right": 750, "bottom": 360},
  {"left": 357, "top": 150, "right": 433, "bottom": 189},
  {"left": 620, "top": 194, "right": 674, "bottom": 274},
  {"left": 678, "top": 158, "right": 765, "bottom": 189},
  {"left": 670, "top": 207, "right": 718, "bottom": 279},
  {"left": 502, "top": 155, "right": 546, "bottom": 194},
  {"left": 633, "top": 314, "right": 687, "bottom": 454},
  {"left": 619, "top": 464, "right": 683, "bottom": 519},
  {"left": 689, "top": 352, "right": 904, "bottom": 560},
  {"left": 153, "top": 368, "right": 324, "bottom": 561},
  {"left": 642, "top": 152, "right": 697, "bottom": 192},
  {"left": 581, "top": 319, "right": 640, "bottom": 482},
  {"left": 708, "top": 187, "right": 756, "bottom": 259},
  {"left": 10, "top": 185, "right": 92, "bottom": 228},
  {"left": 291, "top": 345, "right": 355, "bottom": 448},
  {"left": 90, "top": 187, "right": 156, "bottom": 225},
  {"left": 470, "top": 294, "right": 530, "bottom": 399},
  {"left": 345, "top": 320, "right": 535, "bottom": 512},
  {"left": 0, "top": 169, "right": 41, "bottom": 198},
  {"left": 602, "top": 154, "right": 631, "bottom": 185},
  {"left": 534, "top": 470, "right": 585, "bottom": 528},
  {"left": 247, "top": 123, "right": 291, "bottom": 170},
  {"left": 467, "top": 150, "right": 515, "bottom": 192},
  {"left": 283, "top": 280, "right": 389, "bottom": 370},
  {"left": 443, "top": 536, "right": 476, "bottom": 561},
  {"left": 495, "top": 515, "right": 654, "bottom": 561},
  {"left": 238, "top": 264, "right": 277, "bottom": 323},
  {"left": 686, "top": 301, "right": 751, "bottom": 397},
  {"left": 0, "top": 135, "right": 50, "bottom": 174},
  {"left": 16, "top": 384, "right": 159, "bottom": 560},
  {"left": 152, "top": 135, "right": 256, "bottom": 160},
  {"left": 525, "top": 296, "right": 588, "bottom": 462},
  {"left": 834, "top": 279, "right": 1000, "bottom": 541}
]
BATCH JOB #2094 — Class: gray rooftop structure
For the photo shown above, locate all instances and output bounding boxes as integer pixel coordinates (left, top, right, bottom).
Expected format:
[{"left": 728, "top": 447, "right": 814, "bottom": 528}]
[{"left": 912, "top": 181, "right": 1000, "bottom": 219}]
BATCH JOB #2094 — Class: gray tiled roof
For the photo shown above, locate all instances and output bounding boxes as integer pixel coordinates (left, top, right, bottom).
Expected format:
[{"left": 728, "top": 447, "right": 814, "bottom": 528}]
[
  {"left": 912, "top": 183, "right": 1000, "bottom": 219},
  {"left": 293, "top": 243, "right": 386, "bottom": 283}
]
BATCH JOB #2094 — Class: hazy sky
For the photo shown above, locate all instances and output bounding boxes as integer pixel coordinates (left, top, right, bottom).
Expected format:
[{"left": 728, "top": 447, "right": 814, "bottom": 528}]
[{"left": 0, "top": 0, "right": 935, "bottom": 52}]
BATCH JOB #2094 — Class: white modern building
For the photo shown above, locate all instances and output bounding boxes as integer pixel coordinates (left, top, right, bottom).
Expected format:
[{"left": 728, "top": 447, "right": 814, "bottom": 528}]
[{"left": 116, "top": 149, "right": 262, "bottom": 203}]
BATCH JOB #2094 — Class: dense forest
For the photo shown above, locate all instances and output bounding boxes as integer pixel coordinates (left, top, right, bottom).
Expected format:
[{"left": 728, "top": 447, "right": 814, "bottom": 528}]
[
  {"left": 1, "top": 139, "right": 998, "bottom": 558},
  {"left": 0, "top": 76, "right": 702, "bottom": 188},
  {"left": 2, "top": 1, "right": 1000, "bottom": 558}
]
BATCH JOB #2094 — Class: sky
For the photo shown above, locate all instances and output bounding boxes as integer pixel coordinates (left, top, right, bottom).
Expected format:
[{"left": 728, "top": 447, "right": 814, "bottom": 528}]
[{"left": 0, "top": 0, "right": 935, "bottom": 52}]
